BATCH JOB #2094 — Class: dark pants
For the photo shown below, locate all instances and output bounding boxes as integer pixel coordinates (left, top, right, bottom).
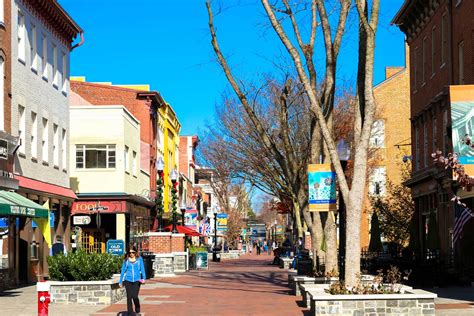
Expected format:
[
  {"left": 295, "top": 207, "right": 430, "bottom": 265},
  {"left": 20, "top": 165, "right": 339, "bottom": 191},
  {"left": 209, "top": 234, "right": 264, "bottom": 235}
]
[{"left": 124, "top": 281, "right": 141, "bottom": 313}]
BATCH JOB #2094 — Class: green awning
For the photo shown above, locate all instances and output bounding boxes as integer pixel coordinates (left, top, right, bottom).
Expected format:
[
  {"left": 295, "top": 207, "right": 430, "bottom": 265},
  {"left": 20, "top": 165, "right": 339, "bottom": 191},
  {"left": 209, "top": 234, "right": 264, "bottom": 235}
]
[{"left": 0, "top": 191, "right": 48, "bottom": 218}]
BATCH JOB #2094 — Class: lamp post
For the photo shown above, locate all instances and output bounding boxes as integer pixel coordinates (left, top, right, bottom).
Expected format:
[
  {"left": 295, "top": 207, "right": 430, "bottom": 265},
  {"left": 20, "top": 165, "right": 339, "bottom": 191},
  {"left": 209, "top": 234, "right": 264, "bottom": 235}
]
[
  {"left": 336, "top": 139, "right": 350, "bottom": 281},
  {"left": 155, "top": 157, "right": 165, "bottom": 232},
  {"left": 213, "top": 211, "right": 218, "bottom": 262},
  {"left": 180, "top": 202, "right": 186, "bottom": 226},
  {"left": 170, "top": 168, "right": 179, "bottom": 234}
]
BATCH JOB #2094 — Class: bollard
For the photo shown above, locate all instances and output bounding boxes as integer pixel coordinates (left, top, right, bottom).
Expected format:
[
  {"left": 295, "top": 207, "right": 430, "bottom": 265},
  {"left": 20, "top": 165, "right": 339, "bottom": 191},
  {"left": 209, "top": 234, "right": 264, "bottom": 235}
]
[{"left": 37, "top": 280, "right": 51, "bottom": 316}]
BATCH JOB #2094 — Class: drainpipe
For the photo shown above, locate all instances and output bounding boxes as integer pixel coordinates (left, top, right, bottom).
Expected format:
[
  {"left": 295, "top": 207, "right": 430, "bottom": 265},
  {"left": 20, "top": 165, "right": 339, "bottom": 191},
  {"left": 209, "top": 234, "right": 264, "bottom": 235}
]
[{"left": 71, "top": 32, "right": 84, "bottom": 51}]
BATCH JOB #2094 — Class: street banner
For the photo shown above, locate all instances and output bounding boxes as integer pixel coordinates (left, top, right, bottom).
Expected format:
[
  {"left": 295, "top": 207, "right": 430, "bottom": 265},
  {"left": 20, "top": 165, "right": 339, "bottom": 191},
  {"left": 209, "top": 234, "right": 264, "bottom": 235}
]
[
  {"left": 276, "top": 225, "right": 285, "bottom": 235},
  {"left": 450, "top": 85, "right": 474, "bottom": 177},
  {"left": 308, "top": 164, "right": 337, "bottom": 212},
  {"left": 216, "top": 213, "right": 228, "bottom": 232},
  {"left": 184, "top": 209, "right": 198, "bottom": 230}
]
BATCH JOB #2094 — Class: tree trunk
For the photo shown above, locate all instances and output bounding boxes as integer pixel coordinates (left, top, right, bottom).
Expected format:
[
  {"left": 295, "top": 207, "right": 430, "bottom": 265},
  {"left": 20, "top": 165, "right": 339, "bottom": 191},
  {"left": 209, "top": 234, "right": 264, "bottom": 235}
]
[
  {"left": 293, "top": 199, "right": 304, "bottom": 238},
  {"left": 322, "top": 212, "right": 338, "bottom": 274}
]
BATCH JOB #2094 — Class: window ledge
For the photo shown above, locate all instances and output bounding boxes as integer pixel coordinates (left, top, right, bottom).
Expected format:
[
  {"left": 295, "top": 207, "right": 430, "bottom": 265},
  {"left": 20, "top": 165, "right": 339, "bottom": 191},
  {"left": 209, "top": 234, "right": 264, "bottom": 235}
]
[
  {"left": 53, "top": 83, "right": 58, "bottom": 90},
  {"left": 125, "top": 171, "right": 130, "bottom": 175},
  {"left": 42, "top": 75, "right": 48, "bottom": 82},
  {"left": 431, "top": 72, "right": 436, "bottom": 79},
  {"left": 62, "top": 168, "right": 67, "bottom": 174},
  {"left": 31, "top": 157, "right": 38, "bottom": 163},
  {"left": 31, "top": 66, "right": 38, "bottom": 74},
  {"left": 42, "top": 161, "right": 49, "bottom": 166},
  {"left": 18, "top": 58, "right": 26, "bottom": 65},
  {"left": 440, "top": 62, "right": 446, "bottom": 69},
  {"left": 61, "top": 90, "right": 67, "bottom": 97},
  {"left": 18, "top": 152, "right": 26, "bottom": 158},
  {"left": 53, "top": 165, "right": 59, "bottom": 170}
]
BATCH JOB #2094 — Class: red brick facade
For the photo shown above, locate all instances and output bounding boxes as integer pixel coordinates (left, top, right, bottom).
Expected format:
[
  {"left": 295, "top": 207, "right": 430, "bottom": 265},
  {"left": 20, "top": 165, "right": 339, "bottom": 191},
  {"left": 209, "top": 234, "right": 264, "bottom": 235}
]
[
  {"left": 394, "top": 0, "right": 474, "bottom": 264},
  {"left": 1, "top": 0, "right": 11, "bottom": 133}
]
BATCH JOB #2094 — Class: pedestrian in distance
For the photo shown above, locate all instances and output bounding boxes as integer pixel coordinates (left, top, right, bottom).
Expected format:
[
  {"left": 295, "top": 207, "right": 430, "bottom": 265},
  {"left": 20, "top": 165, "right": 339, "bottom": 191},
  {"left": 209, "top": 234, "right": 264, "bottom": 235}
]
[{"left": 119, "top": 246, "right": 146, "bottom": 315}]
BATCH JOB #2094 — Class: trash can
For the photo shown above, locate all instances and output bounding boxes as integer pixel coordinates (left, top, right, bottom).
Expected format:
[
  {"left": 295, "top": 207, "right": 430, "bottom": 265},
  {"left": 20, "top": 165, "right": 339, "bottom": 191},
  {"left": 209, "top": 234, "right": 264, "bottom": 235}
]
[{"left": 141, "top": 251, "right": 155, "bottom": 279}]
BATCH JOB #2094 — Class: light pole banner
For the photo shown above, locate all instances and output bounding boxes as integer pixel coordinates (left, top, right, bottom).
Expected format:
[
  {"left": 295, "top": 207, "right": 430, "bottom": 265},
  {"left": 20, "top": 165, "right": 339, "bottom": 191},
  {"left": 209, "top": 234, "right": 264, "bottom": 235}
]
[
  {"left": 308, "top": 163, "right": 337, "bottom": 212},
  {"left": 184, "top": 209, "right": 198, "bottom": 230},
  {"left": 216, "top": 213, "right": 228, "bottom": 232},
  {"left": 450, "top": 85, "right": 474, "bottom": 177}
]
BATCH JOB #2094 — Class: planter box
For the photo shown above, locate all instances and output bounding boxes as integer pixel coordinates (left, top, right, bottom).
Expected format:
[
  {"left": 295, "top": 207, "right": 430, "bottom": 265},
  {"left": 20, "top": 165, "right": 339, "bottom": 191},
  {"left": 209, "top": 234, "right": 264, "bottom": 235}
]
[
  {"left": 308, "top": 286, "right": 436, "bottom": 316},
  {"left": 279, "top": 257, "right": 293, "bottom": 269},
  {"left": 300, "top": 284, "right": 327, "bottom": 307},
  {"left": 289, "top": 275, "right": 338, "bottom": 296},
  {"left": 48, "top": 278, "right": 125, "bottom": 305}
]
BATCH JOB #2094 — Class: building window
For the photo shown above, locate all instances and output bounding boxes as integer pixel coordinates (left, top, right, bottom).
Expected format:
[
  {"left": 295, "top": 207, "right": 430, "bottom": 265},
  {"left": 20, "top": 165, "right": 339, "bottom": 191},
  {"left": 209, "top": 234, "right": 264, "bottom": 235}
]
[
  {"left": 61, "top": 128, "right": 66, "bottom": 170},
  {"left": 422, "top": 37, "right": 426, "bottom": 84},
  {"left": 53, "top": 124, "right": 59, "bottom": 167},
  {"left": 414, "top": 47, "right": 418, "bottom": 91},
  {"left": 423, "top": 121, "right": 428, "bottom": 167},
  {"left": 52, "top": 44, "right": 58, "bottom": 87},
  {"left": 61, "top": 52, "right": 67, "bottom": 93},
  {"left": 132, "top": 151, "right": 137, "bottom": 177},
  {"left": 431, "top": 26, "right": 436, "bottom": 76},
  {"left": 18, "top": 105, "right": 26, "bottom": 154},
  {"left": 369, "top": 167, "right": 386, "bottom": 196},
  {"left": 458, "top": 41, "right": 464, "bottom": 84},
  {"left": 41, "top": 34, "right": 47, "bottom": 80},
  {"left": 42, "top": 118, "right": 48, "bottom": 162},
  {"left": 31, "top": 112, "right": 37, "bottom": 158},
  {"left": 370, "top": 119, "right": 385, "bottom": 148},
  {"left": 432, "top": 117, "right": 437, "bottom": 152},
  {"left": 124, "top": 145, "right": 129, "bottom": 173},
  {"left": 0, "top": 58, "right": 3, "bottom": 131},
  {"left": 75, "top": 145, "right": 116, "bottom": 169},
  {"left": 441, "top": 12, "right": 447, "bottom": 66},
  {"left": 30, "top": 23, "right": 37, "bottom": 71},
  {"left": 415, "top": 125, "right": 420, "bottom": 170},
  {"left": 17, "top": 11, "right": 25, "bottom": 62}
]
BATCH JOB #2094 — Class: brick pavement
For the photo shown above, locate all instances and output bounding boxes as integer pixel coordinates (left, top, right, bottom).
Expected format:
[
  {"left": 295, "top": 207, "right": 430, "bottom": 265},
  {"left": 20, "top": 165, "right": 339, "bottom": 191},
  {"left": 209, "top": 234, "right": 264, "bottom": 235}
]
[{"left": 93, "top": 253, "right": 307, "bottom": 316}]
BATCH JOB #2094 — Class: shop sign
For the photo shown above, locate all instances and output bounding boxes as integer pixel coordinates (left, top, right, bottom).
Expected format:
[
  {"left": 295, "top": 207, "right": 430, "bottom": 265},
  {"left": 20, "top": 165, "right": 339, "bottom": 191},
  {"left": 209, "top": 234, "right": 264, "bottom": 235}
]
[
  {"left": 106, "top": 239, "right": 125, "bottom": 256},
  {"left": 10, "top": 205, "right": 36, "bottom": 216},
  {"left": 308, "top": 164, "right": 337, "bottom": 212},
  {"left": 73, "top": 215, "right": 91, "bottom": 225},
  {"left": 71, "top": 200, "right": 127, "bottom": 214}
]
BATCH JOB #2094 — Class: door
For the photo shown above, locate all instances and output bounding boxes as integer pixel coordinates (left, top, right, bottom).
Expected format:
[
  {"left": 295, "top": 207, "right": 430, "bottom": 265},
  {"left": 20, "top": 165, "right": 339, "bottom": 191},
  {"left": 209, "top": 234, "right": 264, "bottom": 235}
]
[{"left": 80, "top": 229, "right": 105, "bottom": 253}]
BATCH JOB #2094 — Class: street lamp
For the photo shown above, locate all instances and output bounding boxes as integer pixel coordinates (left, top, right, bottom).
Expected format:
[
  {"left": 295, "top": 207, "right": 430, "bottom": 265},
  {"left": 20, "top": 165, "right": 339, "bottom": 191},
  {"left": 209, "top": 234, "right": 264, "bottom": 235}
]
[
  {"left": 170, "top": 168, "right": 179, "bottom": 234},
  {"left": 180, "top": 201, "right": 186, "bottom": 226},
  {"left": 213, "top": 211, "right": 219, "bottom": 262},
  {"left": 155, "top": 157, "right": 165, "bottom": 232},
  {"left": 336, "top": 139, "right": 350, "bottom": 281}
]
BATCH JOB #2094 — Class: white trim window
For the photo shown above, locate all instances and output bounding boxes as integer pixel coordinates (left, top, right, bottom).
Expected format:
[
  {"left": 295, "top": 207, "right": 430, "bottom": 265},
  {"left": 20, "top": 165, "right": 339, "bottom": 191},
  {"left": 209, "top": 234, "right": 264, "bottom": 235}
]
[
  {"left": 17, "top": 11, "right": 26, "bottom": 62},
  {"left": 31, "top": 112, "right": 37, "bottom": 158},
  {"left": 18, "top": 105, "right": 26, "bottom": 154},
  {"left": 52, "top": 44, "right": 58, "bottom": 87},
  {"left": 41, "top": 34, "right": 47, "bottom": 79},
  {"left": 42, "top": 118, "right": 48, "bottom": 162},
  {"left": 369, "top": 167, "right": 386, "bottom": 196},
  {"left": 132, "top": 151, "right": 137, "bottom": 177},
  {"left": 370, "top": 119, "right": 385, "bottom": 148},
  {"left": 75, "top": 144, "right": 116, "bottom": 169},
  {"left": 53, "top": 124, "right": 59, "bottom": 167},
  {"left": 124, "top": 145, "right": 129, "bottom": 173},
  {"left": 0, "top": 57, "right": 3, "bottom": 131},
  {"left": 61, "top": 52, "right": 67, "bottom": 93},
  {"left": 30, "top": 23, "right": 38, "bottom": 71},
  {"left": 61, "top": 128, "right": 66, "bottom": 170}
]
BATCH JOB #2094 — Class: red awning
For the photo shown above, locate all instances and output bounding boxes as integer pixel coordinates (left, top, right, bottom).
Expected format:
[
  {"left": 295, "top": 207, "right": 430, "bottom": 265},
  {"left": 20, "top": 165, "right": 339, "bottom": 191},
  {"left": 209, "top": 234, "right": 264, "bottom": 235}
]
[
  {"left": 164, "top": 225, "right": 202, "bottom": 236},
  {"left": 15, "top": 175, "right": 77, "bottom": 200}
]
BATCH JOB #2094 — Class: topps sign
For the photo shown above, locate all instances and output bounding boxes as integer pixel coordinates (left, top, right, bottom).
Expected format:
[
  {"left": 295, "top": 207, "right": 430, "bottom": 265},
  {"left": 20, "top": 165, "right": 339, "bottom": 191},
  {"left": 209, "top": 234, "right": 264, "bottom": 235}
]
[{"left": 0, "top": 139, "right": 8, "bottom": 160}]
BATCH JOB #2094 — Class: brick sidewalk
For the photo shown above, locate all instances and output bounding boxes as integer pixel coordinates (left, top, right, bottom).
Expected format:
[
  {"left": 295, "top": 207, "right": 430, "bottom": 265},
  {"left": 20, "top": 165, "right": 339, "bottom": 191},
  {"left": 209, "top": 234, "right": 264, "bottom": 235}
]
[{"left": 93, "top": 253, "right": 307, "bottom": 316}]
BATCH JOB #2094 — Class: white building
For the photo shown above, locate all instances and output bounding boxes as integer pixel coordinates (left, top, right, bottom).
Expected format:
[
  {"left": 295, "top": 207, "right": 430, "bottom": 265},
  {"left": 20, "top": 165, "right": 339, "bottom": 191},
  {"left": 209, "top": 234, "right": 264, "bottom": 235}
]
[{"left": 9, "top": 0, "right": 81, "bottom": 283}]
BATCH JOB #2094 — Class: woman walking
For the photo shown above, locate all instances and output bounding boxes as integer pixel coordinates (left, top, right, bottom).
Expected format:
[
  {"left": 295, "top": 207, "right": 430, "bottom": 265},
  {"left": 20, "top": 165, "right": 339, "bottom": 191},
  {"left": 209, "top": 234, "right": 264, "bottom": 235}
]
[{"left": 119, "top": 246, "right": 146, "bottom": 315}]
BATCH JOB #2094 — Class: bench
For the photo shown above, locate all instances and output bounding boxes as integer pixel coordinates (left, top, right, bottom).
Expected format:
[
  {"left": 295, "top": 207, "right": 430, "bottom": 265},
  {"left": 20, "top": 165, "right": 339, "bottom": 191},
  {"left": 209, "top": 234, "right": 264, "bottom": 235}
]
[{"left": 279, "top": 257, "right": 293, "bottom": 269}]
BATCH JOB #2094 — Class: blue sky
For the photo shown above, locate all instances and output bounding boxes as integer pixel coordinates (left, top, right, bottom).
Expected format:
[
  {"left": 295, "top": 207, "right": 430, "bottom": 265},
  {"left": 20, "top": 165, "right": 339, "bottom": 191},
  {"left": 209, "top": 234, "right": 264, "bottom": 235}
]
[{"left": 60, "top": 0, "right": 406, "bottom": 136}]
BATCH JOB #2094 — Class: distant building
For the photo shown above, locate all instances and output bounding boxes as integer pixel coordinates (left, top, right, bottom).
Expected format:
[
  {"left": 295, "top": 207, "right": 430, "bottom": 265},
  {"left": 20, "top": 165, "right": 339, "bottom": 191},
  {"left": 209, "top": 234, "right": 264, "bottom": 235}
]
[
  {"left": 178, "top": 135, "right": 199, "bottom": 208},
  {"left": 393, "top": 0, "right": 474, "bottom": 277}
]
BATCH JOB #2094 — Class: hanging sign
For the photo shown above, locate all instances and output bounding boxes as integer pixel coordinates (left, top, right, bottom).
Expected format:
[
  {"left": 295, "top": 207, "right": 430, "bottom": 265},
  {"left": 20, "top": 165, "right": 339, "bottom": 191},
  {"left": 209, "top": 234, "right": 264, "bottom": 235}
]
[
  {"left": 106, "top": 239, "right": 125, "bottom": 256},
  {"left": 308, "top": 164, "right": 337, "bottom": 212},
  {"left": 216, "top": 213, "right": 228, "bottom": 232},
  {"left": 73, "top": 216, "right": 91, "bottom": 225},
  {"left": 450, "top": 85, "right": 474, "bottom": 177},
  {"left": 184, "top": 209, "right": 198, "bottom": 230}
]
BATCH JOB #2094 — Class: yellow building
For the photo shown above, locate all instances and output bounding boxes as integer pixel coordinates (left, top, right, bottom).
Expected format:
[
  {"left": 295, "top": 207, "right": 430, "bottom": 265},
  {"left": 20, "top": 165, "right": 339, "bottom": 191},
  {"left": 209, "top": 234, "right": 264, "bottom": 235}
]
[{"left": 158, "top": 102, "right": 181, "bottom": 214}]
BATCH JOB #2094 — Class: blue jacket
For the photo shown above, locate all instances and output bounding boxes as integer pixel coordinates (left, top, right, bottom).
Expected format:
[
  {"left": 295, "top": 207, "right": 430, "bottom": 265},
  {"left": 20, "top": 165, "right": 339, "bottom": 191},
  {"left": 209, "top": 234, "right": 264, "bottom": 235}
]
[{"left": 119, "top": 257, "right": 146, "bottom": 284}]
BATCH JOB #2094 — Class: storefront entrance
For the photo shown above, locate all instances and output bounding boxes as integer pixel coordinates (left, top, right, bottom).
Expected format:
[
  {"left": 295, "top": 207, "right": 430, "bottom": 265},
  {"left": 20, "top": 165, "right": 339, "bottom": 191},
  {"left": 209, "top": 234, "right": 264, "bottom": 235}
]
[{"left": 80, "top": 229, "right": 106, "bottom": 253}]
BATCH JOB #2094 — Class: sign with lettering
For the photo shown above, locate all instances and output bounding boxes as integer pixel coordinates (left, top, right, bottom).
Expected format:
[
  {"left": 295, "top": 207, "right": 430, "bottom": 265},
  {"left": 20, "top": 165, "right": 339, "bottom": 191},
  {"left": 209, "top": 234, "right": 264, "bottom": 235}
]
[
  {"left": 73, "top": 215, "right": 91, "bottom": 225},
  {"left": 106, "top": 239, "right": 125, "bottom": 256},
  {"left": 184, "top": 209, "right": 198, "bottom": 229},
  {"left": 71, "top": 200, "right": 127, "bottom": 214},
  {"left": 216, "top": 213, "right": 228, "bottom": 232},
  {"left": 308, "top": 164, "right": 337, "bottom": 212}
]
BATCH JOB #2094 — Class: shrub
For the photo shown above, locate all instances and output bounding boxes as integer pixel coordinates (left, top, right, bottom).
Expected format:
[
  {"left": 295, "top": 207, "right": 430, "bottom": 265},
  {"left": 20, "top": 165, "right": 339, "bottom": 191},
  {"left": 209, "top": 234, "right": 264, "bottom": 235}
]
[
  {"left": 48, "top": 250, "right": 123, "bottom": 281},
  {"left": 188, "top": 245, "right": 208, "bottom": 254}
]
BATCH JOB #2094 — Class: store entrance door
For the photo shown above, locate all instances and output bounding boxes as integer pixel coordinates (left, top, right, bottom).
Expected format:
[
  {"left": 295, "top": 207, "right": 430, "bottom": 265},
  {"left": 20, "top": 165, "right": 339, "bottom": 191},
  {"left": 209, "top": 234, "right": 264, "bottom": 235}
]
[{"left": 81, "top": 229, "right": 105, "bottom": 253}]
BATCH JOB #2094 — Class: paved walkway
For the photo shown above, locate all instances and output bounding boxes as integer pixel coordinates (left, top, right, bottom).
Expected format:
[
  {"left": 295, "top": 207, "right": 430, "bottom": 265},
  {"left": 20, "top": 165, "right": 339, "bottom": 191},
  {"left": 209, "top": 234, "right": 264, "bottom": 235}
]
[{"left": 94, "top": 253, "right": 306, "bottom": 316}]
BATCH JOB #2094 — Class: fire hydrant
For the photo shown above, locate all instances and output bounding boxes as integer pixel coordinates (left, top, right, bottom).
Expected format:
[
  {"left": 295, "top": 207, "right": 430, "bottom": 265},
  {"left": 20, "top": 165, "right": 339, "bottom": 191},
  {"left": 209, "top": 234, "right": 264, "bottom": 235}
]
[{"left": 37, "top": 281, "right": 51, "bottom": 316}]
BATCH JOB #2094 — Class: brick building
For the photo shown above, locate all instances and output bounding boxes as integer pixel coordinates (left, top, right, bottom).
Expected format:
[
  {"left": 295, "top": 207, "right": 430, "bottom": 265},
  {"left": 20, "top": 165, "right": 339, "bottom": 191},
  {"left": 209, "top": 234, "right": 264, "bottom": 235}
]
[{"left": 393, "top": 0, "right": 474, "bottom": 277}]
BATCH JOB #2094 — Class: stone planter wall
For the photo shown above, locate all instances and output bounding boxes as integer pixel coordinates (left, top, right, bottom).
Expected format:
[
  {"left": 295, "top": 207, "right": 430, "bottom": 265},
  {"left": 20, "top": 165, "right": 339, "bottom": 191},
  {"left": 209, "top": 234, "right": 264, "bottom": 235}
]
[
  {"left": 173, "top": 252, "right": 187, "bottom": 273},
  {"left": 48, "top": 279, "right": 125, "bottom": 305},
  {"left": 308, "top": 287, "right": 436, "bottom": 316},
  {"left": 152, "top": 252, "right": 188, "bottom": 276}
]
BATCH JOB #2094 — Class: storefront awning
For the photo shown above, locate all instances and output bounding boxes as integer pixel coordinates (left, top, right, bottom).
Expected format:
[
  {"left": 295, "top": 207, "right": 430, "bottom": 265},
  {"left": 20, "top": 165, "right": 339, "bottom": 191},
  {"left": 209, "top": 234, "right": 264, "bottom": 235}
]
[
  {"left": 0, "top": 191, "right": 48, "bottom": 218},
  {"left": 14, "top": 175, "right": 77, "bottom": 200}
]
